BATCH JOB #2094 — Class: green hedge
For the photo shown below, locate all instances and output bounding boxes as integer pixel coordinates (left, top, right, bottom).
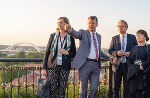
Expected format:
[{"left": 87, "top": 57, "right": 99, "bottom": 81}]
[
  {"left": 0, "top": 82, "right": 112, "bottom": 98},
  {"left": 0, "top": 87, "right": 35, "bottom": 98},
  {"left": 66, "top": 82, "right": 110, "bottom": 98}
]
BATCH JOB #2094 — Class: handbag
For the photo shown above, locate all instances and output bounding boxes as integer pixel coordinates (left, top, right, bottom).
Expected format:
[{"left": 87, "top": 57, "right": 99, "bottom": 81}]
[
  {"left": 127, "top": 64, "right": 140, "bottom": 80},
  {"left": 36, "top": 77, "right": 50, "bottom": 98},
  {"left": 128, "top": 46, "right": 141, "bottom": 80}
]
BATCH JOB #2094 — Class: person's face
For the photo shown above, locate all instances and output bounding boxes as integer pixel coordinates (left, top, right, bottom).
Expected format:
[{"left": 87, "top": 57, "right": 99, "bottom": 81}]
[
  {"left": 57, "top": 19, "right": 66, "bottom": 31},
  {"left": 117, "top": 21, "right": 127, "bottom": 35},
  {"left": 88, "top": 18, "right": 98, "bottom": 32},
  {"left": 136, "top": 33, "right": 146, "bottom": 43}
]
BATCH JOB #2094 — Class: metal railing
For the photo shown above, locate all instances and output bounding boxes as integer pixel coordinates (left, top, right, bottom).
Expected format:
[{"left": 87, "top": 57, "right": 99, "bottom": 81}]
[{"left": 0, "top": 58, "right": 113, "bottom": 98}]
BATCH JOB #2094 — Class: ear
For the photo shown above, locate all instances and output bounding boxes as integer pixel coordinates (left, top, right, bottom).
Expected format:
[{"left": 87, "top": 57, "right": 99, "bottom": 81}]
[{"left": 96, "top": 22, "right": 98, "bottom": 27}]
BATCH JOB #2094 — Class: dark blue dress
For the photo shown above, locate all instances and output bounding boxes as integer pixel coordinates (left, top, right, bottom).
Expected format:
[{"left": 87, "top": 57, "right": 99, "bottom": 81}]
[
  {"left": 127, "top": 44, "right": 150, "bottom": 98},
  {"left": 128, "top": 45, "right": 150, "bottom": 68}
]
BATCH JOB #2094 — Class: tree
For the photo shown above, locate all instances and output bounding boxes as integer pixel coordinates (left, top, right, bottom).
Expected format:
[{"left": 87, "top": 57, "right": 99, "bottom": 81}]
[
  {"left": 15, "top": 51, "right": 26, "bottom": 58},
  {"left": 0, "top": 64, "right": 27, "bottom": 83},
  {"left": 26, "top": 51, "right": 44, "bottom": 58},
  {"left": 0, "top": 52, "right": 7, "bottom": 58}
]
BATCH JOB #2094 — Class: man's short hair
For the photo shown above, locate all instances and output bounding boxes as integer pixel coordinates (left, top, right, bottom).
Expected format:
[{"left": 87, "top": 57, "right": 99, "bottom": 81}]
[
  {"left": 118, "top": 20, "right": 128, "bottom": 29},
  {"left": 88, "top": 16, "right": 98, "bottom": 23}
]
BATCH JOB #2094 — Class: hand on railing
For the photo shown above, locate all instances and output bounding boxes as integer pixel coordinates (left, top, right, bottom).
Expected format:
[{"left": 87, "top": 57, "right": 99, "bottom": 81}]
[
  {"left": 41, "top": 69, "right": 47, "bottom": 79},
  {"left": 108, "top": 58, "right": 113, "bottom": 63}
]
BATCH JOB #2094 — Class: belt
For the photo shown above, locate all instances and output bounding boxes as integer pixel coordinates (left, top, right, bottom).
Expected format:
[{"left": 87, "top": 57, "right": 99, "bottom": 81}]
[
  {"left": 86, "top": 58, "right": 98, "bottom": 62},
  {"left": 120, "top": 62, "right": 127, "bottom": 65}
]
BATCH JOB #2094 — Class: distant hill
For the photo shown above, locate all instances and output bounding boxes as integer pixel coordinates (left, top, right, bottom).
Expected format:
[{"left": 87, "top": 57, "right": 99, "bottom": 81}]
[
  {"left": 0, "top": 45, "right": 9, "bottom": 50},
  {"left": 0, "top": 45, "right": 46, "bottom": 51}
]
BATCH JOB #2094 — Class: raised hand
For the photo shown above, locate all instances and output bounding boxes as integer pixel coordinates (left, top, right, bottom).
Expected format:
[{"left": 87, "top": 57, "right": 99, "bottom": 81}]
[
  {"left": 65, "top": 24, "right": 72, "bottom": 33},
  {"left": 108, "top": 57, "right": 113, "bottom": 62}
]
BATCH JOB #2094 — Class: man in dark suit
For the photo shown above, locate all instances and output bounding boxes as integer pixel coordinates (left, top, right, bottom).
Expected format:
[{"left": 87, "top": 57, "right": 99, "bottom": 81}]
[
  {"left": 65, "top": 16, "right": 110, "bottom": 98},
  {"left": 108, "top": 20, "right": 137, "bottom": 98}
]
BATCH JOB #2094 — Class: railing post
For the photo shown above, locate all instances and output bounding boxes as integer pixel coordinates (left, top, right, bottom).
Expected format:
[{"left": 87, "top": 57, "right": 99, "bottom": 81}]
[
  {"left": 32, "top": 68, "right": 34, "bottom": 98},
  {"left": 11, "top": 67, "right": 13, "bottom": 98},
  {"left": 39, "top": 67, "right": 41, "bottom": 79},
  {"left": 104, "top": 65, "right": 107, "bottom": 98},
  {"left": 18, "top": 67, "right": 20, "bottom": 98},
  {"left": 2, "top": 67, "right": 6, "bottom": 98},
  {"left": 66, "top": 83, "right": 68, "bottom": 98},
  {"left": 98, "top": 82, "right": 100, "bottom": 98},
  {"left": 25, "top": 67, "right": 27, "bottom": 98},
  {"left": 108, "top": 61, "right": 113, "bottom": 98},
  {"left": 73, "top": 68, "right": 76, "bottom": 98}
]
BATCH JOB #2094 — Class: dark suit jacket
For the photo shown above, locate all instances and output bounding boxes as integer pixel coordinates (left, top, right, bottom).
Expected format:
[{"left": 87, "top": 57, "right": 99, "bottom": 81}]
[
  {"left": 108, "top": 34, "right": 137, "bottom": 69},
  {"left": 70, "top": 29, "right": 109, "bottom": 69},
  {"left": 43, "top": 33, "right": 76, "bottom": 70}
]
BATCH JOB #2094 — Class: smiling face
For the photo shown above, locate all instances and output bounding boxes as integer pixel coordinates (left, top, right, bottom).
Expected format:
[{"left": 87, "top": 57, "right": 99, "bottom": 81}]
[
  {"left": 88, "top": 18, "right": 98, "bottom": 32},
  {"left": 57, "top": 18, "right": 66, "bottom": 31},
  {"left": 117, "top": 21, "right": 127, "bottom": 35},
  {"left": 136, "top": 33, "right": 146, "bottom": 43}
]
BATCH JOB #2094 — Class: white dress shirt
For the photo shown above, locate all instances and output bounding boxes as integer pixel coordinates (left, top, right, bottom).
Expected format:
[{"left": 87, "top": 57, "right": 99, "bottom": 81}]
[
  {"left": 88, "top": 32, "right": 99, "bottom": 59},
  {"left": 57, "top": 37, "right": 66, "bottom": 65}
]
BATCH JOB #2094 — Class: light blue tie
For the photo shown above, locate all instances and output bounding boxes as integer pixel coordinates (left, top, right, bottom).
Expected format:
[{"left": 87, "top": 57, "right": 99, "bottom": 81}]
[{"left": 121, "top": 36, "right": 126, "bottom": 63}]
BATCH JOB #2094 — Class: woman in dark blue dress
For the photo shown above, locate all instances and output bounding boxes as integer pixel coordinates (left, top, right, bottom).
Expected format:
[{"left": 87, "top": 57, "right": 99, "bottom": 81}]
[{"left": 128, "top": 30, "right": 150, "bottom": 98}]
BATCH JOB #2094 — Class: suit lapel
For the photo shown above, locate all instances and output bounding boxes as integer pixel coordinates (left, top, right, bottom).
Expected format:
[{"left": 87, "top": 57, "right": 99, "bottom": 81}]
[
  {"left": 87, "top": 30, "right": 91, "bottom": 46},
  {"left": 95, "top": 32, "right": 101, "bottom": 59},
  {"left": 126, "top": 34, "right": 130, "bottom": 52},
  {"left": 96, "top": 32, "right": 101, "bottom": 50},
  {"left": 117, "top": 35, "right": 121, "bottom": 50}
]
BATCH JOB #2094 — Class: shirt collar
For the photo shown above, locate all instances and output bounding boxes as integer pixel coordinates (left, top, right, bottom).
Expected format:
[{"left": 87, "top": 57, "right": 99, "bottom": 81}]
[
  {"left": 90, "top": 31, "right": 96, "bottom": 35},
  {"left": 120, "top": 33, "right": 127, "bottom": 37}
]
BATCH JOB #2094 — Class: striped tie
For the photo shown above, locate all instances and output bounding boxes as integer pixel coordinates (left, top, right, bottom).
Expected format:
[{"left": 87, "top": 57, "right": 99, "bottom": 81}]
[
  {"left": 121, "top": 36, "right": 126, "bottom": 63},
  {"left": 92, "top": 32, "right": 99, "bottom": 61}
]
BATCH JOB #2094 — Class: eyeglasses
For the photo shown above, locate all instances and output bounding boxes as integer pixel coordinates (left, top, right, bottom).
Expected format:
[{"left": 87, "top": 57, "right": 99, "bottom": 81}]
[{"left": 117, "top": 26, "right": 126, "bottom": 28}]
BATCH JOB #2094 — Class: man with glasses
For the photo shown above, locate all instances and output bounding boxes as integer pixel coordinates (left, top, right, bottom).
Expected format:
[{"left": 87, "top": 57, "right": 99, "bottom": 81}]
[{"left": 108, "top": 20, "right": 137, "bottom": 98}]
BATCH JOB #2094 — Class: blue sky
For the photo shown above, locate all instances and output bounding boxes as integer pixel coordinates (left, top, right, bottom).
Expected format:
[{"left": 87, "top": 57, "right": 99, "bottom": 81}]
[{"left": 0, "top": 0, "right": 150, "bottom": 48}]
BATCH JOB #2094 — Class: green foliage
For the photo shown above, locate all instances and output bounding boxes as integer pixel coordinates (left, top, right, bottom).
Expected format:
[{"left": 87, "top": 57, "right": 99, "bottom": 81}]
[
  {"left": 0, "top": 82, "right": 124, "bottom": 98},
  {"left": 26, "top": 51, "right": 44, "bottom": 58},
  {"left": 0, "top": 84, "right": 110, "bottom": 98},
  {"left": 66, "top": 83, "right": 80, "bottom": 98},
  {"left": 65, "top": 82, "right": 110, "bottom": 98},
  {"left": 15, "top": 51, "right": 26, "bottom": 58},
  {"left": 0, "top": 51, "right": 44, "bottom": 67},
  {"left": 0, "top": 52, "right": 7, "bottom": 58},
  {"left": 0, "top": 71, "right": 2, "bottom": 83},
  {"left": 96, "top": 82, "right": 109, "bottom": 98},
  {"left": 0, "top": 51, "right": 44, "bottom": 59},
  {"left": 0, "top": 64, "right": 30, "bottom": 83},
  {"left": 0, "top": 87, "right": 35, "bottom": 98},
  {"left": 0, "top": 51, "right": 44, "bottom": 83}
]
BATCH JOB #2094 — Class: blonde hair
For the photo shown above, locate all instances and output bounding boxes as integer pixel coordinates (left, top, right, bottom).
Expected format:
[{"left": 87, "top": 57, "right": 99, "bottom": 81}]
[{"left": 56, "top": 17, "right": 70, "bottom": 31}]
